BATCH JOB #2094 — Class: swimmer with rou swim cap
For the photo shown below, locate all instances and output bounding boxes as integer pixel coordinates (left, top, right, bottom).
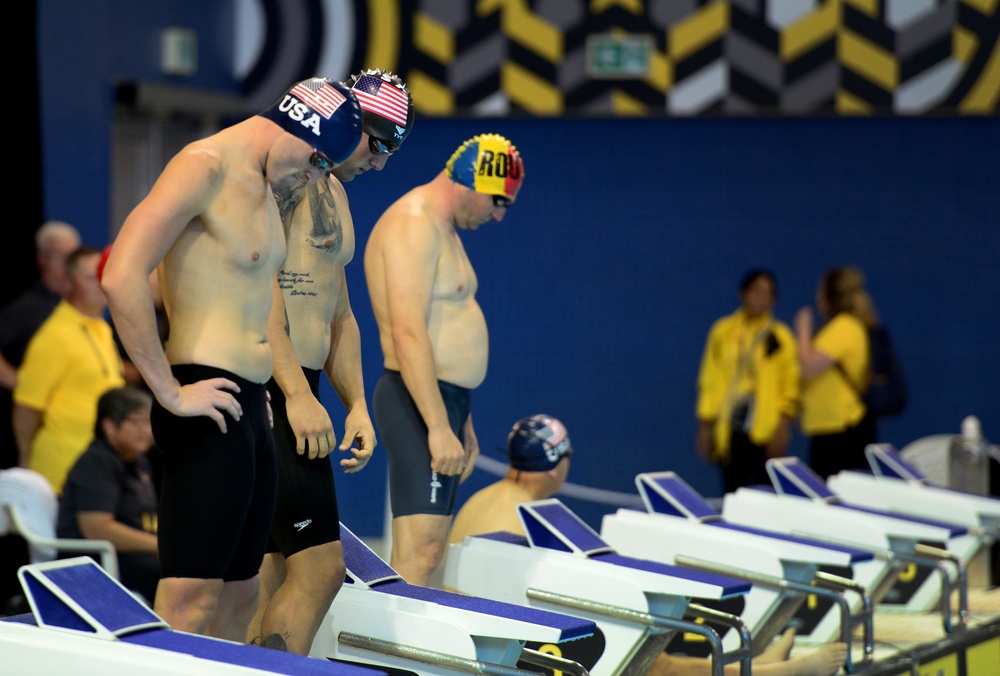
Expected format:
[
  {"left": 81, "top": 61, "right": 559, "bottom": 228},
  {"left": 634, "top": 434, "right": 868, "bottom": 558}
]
[
  {"left": 363, "top": 133, "right": 525, "bottom": 585},
  {"left": 444, "top": 133, "right": 524, "bottom": 209},
  {"left": 247, "top": 68, "right": 416, "bottom": 654},
  {"left": 101, "top": 78, "right": 361, "bottom": 641}
]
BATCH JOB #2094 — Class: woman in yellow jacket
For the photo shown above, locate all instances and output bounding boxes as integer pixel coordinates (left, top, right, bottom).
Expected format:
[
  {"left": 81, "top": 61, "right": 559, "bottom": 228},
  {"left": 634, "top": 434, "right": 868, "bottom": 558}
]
[
  {"left": 696, "top": 269, "right": 801, "bottom": 493},
  {"left": 795, "top": 266, "right": 876, "bottom": 480}
]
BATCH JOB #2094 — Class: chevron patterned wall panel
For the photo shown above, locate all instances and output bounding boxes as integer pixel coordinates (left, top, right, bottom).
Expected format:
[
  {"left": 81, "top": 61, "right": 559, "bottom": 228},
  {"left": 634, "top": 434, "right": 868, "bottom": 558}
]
[{"left": 349, "top": 0, "right": 998, "bottom": 116}]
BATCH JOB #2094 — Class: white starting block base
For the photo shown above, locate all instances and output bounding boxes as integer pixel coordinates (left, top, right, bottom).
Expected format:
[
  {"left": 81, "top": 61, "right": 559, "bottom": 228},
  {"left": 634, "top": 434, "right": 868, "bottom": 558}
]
[
  {"left": 445, "top": 498, "right": 754, "bottom": 676},
  {"left": 829, "top": 444, "right": 1000, "bottom": 597},
  {"left": 723, "top": 458, "right": 971, "bottom": 645},
  {"left": 601, "top": 471, "right": 875, "bottom": 663},
  {"left": 309, "top": 523, "right": 595, "bottom": 676}
]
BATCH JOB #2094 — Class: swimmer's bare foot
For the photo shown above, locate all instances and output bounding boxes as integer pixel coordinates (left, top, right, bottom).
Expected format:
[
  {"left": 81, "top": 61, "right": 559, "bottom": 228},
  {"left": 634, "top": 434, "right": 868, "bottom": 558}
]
[
  {"left": 788, "top": 642, "right": 847, "bottom": 676},
  {"left": 758, "top": 627, "right": 796, "bottom": 663}
]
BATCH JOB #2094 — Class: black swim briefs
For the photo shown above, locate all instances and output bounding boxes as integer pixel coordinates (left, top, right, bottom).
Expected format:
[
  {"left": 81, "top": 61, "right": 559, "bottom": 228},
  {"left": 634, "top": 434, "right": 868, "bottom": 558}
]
[
  {"left": 266, "top": 367, "right": 341, "bottom": 557},
  {"left": 152, "top": 364, "right": 277, "bottom": 581}
]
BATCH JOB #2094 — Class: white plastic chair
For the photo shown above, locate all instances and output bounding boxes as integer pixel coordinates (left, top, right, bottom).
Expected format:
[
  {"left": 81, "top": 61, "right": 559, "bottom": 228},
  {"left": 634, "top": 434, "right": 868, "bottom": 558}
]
[{"left": 0, "top": 467, "right": 119, "bottom": 580}]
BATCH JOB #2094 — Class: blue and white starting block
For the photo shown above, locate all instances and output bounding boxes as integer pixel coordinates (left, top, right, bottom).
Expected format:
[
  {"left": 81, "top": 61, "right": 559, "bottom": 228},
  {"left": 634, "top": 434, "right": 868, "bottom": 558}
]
[
  {"left": 309, "top": 523, "right": 596, "bottom": 676},
  {"left": 0, "top": 556, "right": 385, "bottom": 675},
  {"left": 723, "top": 457, "right": 971, "bottom": 638},
  {"left": 827, "top": 444, "right": 1000, "bottom": 605},
  {"left": 600, "top": 471, "right": 875, "bottom": 670},
  {"left": 444, "top": 498, "right": 755, "bottom": 676}
]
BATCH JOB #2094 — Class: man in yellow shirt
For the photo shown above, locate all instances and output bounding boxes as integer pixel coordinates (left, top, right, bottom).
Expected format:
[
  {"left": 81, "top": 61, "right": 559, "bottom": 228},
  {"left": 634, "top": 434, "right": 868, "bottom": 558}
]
[
  {"left": 13, "top": 245, "right": 125, "bottom": 493},
  {"left": 696, "top": 269, "right": 800, "bottom": 493}
]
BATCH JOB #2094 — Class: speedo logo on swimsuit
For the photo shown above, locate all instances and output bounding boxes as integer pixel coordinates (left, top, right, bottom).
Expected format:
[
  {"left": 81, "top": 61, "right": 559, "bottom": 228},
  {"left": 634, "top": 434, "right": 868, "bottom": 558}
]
[
  {"left": 429, "top": 472, "right": 442, "bottom": 504},
  {"left": 294, "top": 519, "right": 312, "bottom": 531}
]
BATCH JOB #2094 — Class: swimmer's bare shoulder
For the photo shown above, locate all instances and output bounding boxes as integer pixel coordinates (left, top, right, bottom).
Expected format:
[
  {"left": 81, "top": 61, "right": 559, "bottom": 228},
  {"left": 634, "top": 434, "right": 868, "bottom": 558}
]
[
  {"left": 142, "top": 142, "right": 230, "bottom": 224},
  {"left": 370, "top": 188, "right": 437, "bottom": 241}
]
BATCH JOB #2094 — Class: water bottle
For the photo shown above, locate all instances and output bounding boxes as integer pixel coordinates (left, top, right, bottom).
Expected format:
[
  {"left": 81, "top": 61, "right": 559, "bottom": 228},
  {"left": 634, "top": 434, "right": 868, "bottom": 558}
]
[{"left": 948, "top": 415, "right": 990, "bottom": 495}]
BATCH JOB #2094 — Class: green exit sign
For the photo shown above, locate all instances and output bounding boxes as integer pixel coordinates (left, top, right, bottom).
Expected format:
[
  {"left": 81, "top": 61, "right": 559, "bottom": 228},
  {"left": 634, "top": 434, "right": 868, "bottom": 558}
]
[{"left": 586, "top": 34, "right": 653, "bottom": 79}]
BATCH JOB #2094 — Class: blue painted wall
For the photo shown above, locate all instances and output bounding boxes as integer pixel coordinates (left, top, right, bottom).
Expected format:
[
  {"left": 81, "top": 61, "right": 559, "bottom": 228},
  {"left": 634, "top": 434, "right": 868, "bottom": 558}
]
[
  {"left": 36, "top": 2, "right": 1000, "bottom": 537},
  {"left": 334, "top": 116, "right": 1000, "bottom": 535},
  {"left": 37, "top": 0, "right": 237, "bottom": 239}
]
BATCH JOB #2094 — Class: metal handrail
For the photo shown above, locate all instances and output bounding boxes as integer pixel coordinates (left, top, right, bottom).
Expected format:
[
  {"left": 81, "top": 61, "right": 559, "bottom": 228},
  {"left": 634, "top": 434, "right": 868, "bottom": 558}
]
[
  {"left": 338, "top": 631, "right": 582, "bottom": 676},
  {"left": 520, "top": 647, "right": 591, "bottom": 676}
]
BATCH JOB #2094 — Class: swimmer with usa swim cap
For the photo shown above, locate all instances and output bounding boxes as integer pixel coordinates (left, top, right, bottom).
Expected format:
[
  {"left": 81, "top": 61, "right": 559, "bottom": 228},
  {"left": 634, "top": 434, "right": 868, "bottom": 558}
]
[
  {"left": 346, "top": 69, "right": 414, "bottom": 154},
  {"left": 257, "top": 77, "right": 363, "bottom": 167},
  {"left": 445, "top": 133, "right": 525, "bottom": 206}
]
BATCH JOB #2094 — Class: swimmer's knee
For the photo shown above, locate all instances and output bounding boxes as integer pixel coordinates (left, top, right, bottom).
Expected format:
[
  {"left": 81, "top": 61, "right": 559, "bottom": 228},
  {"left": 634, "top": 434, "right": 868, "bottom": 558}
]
[{"left": 286, "top": 541, "right": 346, "bottom": 597}]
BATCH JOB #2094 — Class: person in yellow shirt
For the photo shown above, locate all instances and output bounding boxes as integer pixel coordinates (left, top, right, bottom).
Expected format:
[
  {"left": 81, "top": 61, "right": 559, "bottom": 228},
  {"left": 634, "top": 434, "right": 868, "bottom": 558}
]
[
  {"left": 13, "top": 245, "right": 126, "bottom": 493},
  {"left": 696, "top": 269, "right": 800, "bottom": 493},
  {"left": 795, "top": 266, "right": 875, "bottom": 480}
]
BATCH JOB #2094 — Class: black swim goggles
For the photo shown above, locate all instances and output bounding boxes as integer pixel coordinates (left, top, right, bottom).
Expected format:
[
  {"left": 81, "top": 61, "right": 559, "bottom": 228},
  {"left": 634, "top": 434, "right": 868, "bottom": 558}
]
[{"left": 368, "top": 136, "right": 400, "bottom": 155}]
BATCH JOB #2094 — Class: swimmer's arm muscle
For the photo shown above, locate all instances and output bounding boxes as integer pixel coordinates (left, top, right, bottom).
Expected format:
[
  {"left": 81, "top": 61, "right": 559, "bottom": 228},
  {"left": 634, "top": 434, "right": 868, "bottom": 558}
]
[
  {"left": 102, "top": 150, "right": 225, "bottom": 407},
  {"left": 382, "top": 219, "right": 448, "bottom": 431},
  {"left": 325, "top": 273, "right": 375, "bottom": 470}
]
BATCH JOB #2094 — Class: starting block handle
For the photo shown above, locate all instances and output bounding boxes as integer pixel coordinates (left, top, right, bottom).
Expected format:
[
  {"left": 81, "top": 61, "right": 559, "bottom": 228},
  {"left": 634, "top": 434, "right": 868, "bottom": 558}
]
[
  {"left": 812, "top": 572, "right": 875, "bottom": 672},
  {"left": 910, "top": 544, "right": 970, "bottom": 635},
  {"left": 338, "top": 631, "right": 570, "bottom": 676},
  {"left": 519, "top": 648, "right": 590, "bottom": 676},
  {"left": 685, "top": 603, "right": 752, "bottom": 676}
]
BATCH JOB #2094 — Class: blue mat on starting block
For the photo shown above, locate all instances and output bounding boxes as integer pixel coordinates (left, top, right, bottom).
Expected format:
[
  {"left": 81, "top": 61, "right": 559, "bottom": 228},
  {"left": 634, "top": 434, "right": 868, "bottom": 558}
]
[
  {"left": 11, "top": 557, "right": 383, "bottom": 675},
  {"left": 339, "top": 523, "right": 595, "bottom": 641},
  {"left": 515, "top": 498, "right": 752, "bottom": 598}
]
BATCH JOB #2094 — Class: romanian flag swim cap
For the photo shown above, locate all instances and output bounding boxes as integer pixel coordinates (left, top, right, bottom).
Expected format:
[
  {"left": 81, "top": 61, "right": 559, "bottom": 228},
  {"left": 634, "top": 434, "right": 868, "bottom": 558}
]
[
  {"left": 445, "top": 134, "right": 524, "bottom": 200},
  {"left": 257, "top": 78, "right": 363, "bottom": 164}
]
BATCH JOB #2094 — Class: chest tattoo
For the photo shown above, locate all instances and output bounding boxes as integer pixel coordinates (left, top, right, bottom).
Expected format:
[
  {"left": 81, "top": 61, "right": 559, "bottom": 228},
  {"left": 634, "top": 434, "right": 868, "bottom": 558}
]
[{"left": 305, "top": 182, "right": 343, "bottom": 254}]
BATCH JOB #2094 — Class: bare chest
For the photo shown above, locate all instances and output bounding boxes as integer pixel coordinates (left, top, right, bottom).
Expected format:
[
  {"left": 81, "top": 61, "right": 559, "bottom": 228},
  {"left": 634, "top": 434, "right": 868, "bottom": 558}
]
[{"left": 434, "top": 232, "right": 477, "bottom": 300}]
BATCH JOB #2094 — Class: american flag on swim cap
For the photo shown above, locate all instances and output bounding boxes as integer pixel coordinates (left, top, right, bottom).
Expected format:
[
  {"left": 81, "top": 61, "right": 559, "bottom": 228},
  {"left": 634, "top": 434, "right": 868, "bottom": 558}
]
[
  {"left": 290, "top": 81, "right": 346, "bottom": 119},
  {"left": 351, "top": 73, "right": 409, "bottom": 127}
]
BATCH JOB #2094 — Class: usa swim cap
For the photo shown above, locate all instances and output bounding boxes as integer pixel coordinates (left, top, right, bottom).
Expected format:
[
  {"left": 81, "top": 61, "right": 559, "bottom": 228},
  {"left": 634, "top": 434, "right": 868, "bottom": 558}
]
[
  {"left": 258, "top": 78, "right": 363, "bottom": 164},
  {"left": 346, "top": 69, "right": 414, "bottom": 147},
  {"left": 445, "top": 134, "right": 524, "bottom": 200},
  {"left": 505, "top": 414, "right": 572, "bottom": 472}
]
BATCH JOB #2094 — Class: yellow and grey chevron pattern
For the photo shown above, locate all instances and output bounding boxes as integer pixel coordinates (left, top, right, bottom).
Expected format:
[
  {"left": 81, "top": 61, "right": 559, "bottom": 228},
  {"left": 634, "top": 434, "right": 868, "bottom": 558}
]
[{"left": 361, "top": 0, "right": 998, "bottom": 116}]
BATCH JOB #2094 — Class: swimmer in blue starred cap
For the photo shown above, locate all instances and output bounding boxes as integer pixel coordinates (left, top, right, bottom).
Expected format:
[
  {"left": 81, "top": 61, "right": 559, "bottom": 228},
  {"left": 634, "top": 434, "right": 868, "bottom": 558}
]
[
  {"left": 505, "top": 414, "right": 573, "bottom": 472},
  {"left": 258, "top": 77, "right": 363, "bottom": 167},
  {"left": 447, "top": 414, "right": 572, "bottom": 546}
]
